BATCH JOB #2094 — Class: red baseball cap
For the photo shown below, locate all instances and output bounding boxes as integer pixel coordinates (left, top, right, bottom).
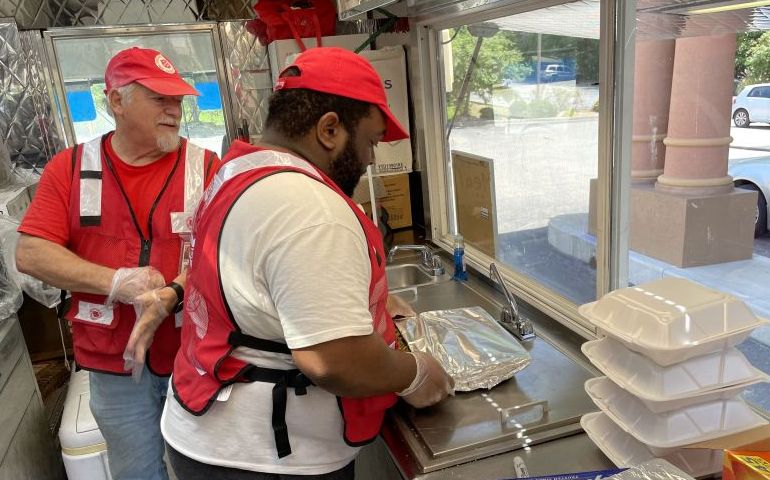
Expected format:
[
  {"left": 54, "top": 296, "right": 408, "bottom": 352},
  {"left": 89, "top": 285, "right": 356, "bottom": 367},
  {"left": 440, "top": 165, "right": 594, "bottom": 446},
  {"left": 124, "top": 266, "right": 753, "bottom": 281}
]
[
  {"left": 105, "top": 47, "right": 199, "bottom": 96},
  {"left": 274, "top": 47, "right": 409, "bottom": 142}
]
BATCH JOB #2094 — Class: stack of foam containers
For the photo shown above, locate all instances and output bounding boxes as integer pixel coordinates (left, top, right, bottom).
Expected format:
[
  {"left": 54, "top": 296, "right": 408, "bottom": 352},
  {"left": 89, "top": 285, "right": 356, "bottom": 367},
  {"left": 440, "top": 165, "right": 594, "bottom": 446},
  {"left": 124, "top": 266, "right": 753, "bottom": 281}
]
[{"left": 577, "top": 277, "right": 769, "bottom": 477}]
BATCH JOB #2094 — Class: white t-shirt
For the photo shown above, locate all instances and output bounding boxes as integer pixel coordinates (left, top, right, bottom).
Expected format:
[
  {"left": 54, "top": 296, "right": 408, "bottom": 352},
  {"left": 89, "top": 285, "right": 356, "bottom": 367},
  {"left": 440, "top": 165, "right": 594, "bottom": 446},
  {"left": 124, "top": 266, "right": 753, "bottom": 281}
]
[{"left": 162, "top": 165, "right": 375, "bottom": 475}]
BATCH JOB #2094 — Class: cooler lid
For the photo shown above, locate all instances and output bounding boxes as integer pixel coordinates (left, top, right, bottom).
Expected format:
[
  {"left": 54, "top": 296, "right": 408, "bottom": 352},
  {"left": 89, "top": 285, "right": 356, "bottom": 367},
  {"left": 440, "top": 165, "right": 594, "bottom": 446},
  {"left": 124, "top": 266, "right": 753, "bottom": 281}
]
[{"left": 59, "top": 369, "right": 106, "bottom": 450}]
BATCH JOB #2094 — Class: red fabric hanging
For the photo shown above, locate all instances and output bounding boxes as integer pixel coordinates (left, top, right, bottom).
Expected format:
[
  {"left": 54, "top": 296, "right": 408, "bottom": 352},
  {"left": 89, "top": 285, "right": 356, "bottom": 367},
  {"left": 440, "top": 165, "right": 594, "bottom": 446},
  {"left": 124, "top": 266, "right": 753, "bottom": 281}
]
[{"left": 247, "top": 0, "right": 337, "bottom": 51}]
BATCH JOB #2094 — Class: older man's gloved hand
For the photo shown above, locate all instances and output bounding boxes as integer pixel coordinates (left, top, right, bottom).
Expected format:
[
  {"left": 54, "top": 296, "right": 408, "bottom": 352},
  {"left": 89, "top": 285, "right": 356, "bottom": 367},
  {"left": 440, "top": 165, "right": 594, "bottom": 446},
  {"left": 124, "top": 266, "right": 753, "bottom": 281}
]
[
  {"left": 106, "top": 266, "right": 166, "bottom": 308},
  {"left": 397, "top": 351, "right": 455, "bottom": 408},
  {"left": 124, "top": 287, "right": 177, "bottom": 383}
]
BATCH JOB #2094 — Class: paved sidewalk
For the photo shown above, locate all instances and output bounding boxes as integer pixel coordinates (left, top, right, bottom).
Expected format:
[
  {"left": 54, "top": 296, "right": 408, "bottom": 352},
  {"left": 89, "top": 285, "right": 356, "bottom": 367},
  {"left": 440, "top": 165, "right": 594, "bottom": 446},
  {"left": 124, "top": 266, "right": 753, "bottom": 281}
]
[{"left": 548, "top": 213, "right": 770, "bottom": 342}]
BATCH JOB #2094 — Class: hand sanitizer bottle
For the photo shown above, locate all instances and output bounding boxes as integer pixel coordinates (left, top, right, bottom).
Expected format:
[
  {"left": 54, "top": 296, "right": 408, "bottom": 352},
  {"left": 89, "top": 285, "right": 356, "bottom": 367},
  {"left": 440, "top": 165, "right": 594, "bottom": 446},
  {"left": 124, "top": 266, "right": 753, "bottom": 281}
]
[{"left": 453, "top": 234, "right": 468, "bottom": 281}]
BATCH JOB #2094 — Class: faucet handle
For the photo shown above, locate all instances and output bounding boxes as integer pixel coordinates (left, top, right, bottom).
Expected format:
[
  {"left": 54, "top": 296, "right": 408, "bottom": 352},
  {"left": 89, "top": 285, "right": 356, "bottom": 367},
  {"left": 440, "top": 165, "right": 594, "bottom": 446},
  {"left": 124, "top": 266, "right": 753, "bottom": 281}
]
[
  {"left": 501, "top": 305, "right": 535, "bottom": 341},
  {"left": 516, "top": 319, "right": 535, "bottom": 341},
  {"left": 428, "top": 255, "right": 445, "bottom": 276},
  {"left": 419, "top": 247, "right": 435, "bottom": 264},
  {"left": 388, "top": 244, "right": 435, "bottom": 265}
]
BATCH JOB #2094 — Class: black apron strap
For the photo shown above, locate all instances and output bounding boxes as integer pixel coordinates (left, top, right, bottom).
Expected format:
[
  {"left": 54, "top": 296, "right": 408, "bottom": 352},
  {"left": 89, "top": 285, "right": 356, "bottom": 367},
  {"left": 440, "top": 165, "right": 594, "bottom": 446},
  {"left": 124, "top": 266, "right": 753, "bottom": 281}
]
[
  {"left": 228, "top": 331, "right": 291, "bottom": 355},
  {"left": 271, "top": 377, "right": 291, "bottom": 458},
  {"left": 240, "top": 366, "right": 314, "bottom": 458}
]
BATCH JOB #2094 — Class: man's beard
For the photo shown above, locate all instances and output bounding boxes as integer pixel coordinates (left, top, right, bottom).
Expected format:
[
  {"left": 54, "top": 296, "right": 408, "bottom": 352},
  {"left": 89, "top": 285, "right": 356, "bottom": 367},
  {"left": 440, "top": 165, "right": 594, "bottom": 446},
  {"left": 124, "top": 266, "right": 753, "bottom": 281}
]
[
  {"left": 156, "top": 132, "right": 180, "bottom": 153},
  {"left": 329, "top": 136, "right": 365, "bottom": 197},
  {"left": 156, "top": 115, "right": 180, "bottom": 153}
]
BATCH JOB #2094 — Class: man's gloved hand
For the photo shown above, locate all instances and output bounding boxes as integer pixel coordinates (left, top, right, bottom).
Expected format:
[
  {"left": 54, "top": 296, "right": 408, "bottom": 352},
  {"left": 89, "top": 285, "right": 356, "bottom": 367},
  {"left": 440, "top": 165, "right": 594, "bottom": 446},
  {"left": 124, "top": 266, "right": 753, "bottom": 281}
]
[
  {"left": 106, "top": 266, "right": 165, "bottom": 307},
  {"left": 124, "top": 287, "right": 176, "bottom": 383},
  {"left": 397, "top": 351, "right": 455, "bottom": 408}
]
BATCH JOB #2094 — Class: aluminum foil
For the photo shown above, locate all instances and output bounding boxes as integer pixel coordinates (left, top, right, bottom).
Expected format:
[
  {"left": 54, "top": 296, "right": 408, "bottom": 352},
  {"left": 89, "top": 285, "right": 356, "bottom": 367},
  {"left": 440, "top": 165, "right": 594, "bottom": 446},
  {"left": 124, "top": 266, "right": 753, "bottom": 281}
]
[
  {"left": 396, "top": 306, "right": 531, "bottom": 391},
  {"left": 608, "top": 459, "right": 695, "bottom": 480},
  {"left": 0, "top": 215, "right": 61, "bottom": 309}
]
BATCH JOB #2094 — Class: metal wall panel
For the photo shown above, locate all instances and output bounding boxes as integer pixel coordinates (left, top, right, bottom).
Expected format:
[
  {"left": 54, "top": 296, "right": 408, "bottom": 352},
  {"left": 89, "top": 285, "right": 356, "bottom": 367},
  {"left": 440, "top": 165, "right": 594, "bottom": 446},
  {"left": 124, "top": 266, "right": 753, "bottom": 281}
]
[
  {"left": 0, "top": 20, "right": 64, "bottom": 173},
  {"left": 0, "top": 0, "right": 255, "bottom": 29},
  {"left": 218, "top": 21, "right": 272, "bottom": 140},
  {"left": 0, "top": 1, "right": 393, "bottom": 171}
]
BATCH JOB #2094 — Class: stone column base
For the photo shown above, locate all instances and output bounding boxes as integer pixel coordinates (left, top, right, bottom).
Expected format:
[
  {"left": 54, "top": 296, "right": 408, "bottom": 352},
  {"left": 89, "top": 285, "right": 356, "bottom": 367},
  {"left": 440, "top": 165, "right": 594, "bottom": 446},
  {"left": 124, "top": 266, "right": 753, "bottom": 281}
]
[
  {"left": 630, "top": 184, "right": 756, "bottom": 267},
  {"left": 588, "top": 181, "right": 757, "bottom": 267}
]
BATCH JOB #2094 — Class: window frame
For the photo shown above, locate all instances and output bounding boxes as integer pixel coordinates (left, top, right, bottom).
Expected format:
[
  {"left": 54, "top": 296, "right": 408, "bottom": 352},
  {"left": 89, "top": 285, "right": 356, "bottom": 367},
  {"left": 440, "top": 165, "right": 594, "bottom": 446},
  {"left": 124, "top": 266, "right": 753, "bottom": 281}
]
[
  {"left": 410, "top": 0, "right": 635, "bottom": 336},
  {"left": 43, "top": 22, "right": 235, "bottom": 148}
]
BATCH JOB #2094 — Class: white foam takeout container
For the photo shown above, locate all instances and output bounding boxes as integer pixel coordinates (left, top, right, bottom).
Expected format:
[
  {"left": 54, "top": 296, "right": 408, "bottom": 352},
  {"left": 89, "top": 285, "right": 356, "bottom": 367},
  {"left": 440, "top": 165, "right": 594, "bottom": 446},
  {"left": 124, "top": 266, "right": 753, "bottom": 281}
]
[
  {"left": 578, "top": 278, "right": 767, "bottom": 366},
  {"left": 581, "top": 411, "right": 723, "bottom": 478},
  {"left": 582, "top": 338, "right": 768, "bottom": 413},
  {"left": 584, "top": 376, "right": 768, "bottom": 454}
]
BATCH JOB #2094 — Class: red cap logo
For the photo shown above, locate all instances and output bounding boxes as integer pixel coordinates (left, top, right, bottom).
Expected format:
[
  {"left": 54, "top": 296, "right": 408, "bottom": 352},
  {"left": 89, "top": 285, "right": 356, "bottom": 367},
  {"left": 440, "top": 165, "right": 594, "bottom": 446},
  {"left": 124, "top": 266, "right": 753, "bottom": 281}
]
[{"left": 155, "top": 54, "right": 176, "bottom": 74}]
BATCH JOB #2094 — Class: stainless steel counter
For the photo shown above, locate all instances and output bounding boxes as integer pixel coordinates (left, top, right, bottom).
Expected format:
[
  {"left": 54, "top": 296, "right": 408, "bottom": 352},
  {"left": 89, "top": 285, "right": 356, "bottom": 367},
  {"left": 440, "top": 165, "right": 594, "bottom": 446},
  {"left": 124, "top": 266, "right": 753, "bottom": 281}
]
[{"left": 358, "top": 252, "right": 615, "bottom": 480}]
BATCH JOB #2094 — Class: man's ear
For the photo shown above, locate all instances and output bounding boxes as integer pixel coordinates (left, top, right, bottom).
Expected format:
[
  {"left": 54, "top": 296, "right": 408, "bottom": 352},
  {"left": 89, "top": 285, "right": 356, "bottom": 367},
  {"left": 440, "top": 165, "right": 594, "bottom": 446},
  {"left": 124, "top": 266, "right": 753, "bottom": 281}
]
[
  {"left": 108, "top": 89, "right": 124, "bottom": 116},
  {"left": 316, "top": 112, "right": 344, "bottom": 151}
]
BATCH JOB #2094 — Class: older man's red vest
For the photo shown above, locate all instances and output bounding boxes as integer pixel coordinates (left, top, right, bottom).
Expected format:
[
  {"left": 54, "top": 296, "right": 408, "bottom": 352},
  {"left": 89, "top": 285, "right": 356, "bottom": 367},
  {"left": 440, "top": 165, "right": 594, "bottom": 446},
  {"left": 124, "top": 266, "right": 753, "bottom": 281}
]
[{"left": 66, "top": 134, "right": 207, "bottom": 375}]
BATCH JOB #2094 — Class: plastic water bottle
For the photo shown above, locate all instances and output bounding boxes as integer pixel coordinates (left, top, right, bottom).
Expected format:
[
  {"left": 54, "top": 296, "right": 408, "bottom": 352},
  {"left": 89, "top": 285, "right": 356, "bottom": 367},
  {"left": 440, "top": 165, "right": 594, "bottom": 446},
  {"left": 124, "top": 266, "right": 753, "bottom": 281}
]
[{"left": 453, "top": 234, "right": 468, "bottom": 281}]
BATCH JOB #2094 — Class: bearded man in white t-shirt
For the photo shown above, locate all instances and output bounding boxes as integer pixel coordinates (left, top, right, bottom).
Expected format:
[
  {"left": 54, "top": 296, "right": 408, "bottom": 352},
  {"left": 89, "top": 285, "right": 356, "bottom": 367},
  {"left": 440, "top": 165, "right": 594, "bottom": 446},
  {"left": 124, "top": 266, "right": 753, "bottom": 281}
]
[{"left": 125, "top": 47, "right": 454, "bottom": 479}]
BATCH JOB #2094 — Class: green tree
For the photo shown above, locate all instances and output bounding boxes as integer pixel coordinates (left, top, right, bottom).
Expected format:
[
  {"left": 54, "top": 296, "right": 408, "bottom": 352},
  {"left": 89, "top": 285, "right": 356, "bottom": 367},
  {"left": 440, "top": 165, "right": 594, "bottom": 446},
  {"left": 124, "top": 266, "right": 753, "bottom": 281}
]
[
  {"left": 505, "top": 32, "right": 598, "bottom": 83},
  {"left": 735, "top": 31, "right": 762, "bottom": 80},
  {"left": 743, "top": 31, "right": 770, "bottom": 85},
  {"left": 575, "top": 38, "right": 600, "bottom": 84},
  {"left": 449, "top": 27, "right": 524, "bottom": 109}
]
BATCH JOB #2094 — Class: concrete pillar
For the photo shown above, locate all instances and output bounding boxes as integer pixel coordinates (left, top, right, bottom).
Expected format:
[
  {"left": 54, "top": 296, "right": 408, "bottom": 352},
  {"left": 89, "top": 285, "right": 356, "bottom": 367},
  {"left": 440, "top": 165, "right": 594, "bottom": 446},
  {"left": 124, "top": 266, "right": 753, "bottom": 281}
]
[
  {"left": 656, "top": 35, "right": 736, "bottom": 195},
  {"left": 631, "top": 39, "right": 675, "bottom": 184},
  {"left": 626, "top": 34, "right": 757, "bottom": 267}
]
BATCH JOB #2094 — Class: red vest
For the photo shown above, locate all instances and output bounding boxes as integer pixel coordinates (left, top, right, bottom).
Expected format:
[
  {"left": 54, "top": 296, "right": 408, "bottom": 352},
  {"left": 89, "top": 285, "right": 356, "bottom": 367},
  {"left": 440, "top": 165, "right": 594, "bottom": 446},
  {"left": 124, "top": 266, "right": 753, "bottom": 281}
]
[
  {"left": 66, "top": 134, "right": 208, "bottom": 375},
  {"left": 172, "top": 149, "right": 397, "bottom": 458}
]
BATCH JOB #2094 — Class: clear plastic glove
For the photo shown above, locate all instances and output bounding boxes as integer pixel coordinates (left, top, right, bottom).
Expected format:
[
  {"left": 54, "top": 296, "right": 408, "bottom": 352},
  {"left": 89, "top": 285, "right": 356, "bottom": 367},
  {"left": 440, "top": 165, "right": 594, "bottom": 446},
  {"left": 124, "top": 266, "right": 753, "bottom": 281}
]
[
  {"left": 106, "top": 266, "right": 165, "bottom": 308},
  {"left": 123, "top": 288, "right": 173, "bottom": 383},
  {"left": 386, "top": 294, "right": 416, "bottom": 318},
  {"left": 397, "top": 351, "right": 455, "bottom": 408}
]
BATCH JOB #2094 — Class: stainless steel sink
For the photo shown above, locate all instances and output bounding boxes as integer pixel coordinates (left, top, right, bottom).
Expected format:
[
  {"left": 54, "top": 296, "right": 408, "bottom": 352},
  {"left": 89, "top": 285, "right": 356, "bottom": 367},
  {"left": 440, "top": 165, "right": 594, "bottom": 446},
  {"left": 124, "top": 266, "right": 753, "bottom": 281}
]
[
  {"left": 386, "top": 264, "right": 450, "bottom": 291},
  {"left": 387, "top": 279, "right": 598, "bottom": 475}
]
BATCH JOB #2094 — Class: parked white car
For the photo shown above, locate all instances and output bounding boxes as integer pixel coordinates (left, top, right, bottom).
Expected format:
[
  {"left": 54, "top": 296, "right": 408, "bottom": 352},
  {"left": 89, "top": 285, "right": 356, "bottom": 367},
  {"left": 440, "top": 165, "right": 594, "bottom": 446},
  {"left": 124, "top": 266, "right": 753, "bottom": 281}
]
[
  {"left": 732, "top": 83, "right": 770, "bottom": 128},
  {"left": 543, "top": 64, "right": 574, "bottom": 82},
  {"left": 728, "top": 158, "right": 769, "bottom": 237}
]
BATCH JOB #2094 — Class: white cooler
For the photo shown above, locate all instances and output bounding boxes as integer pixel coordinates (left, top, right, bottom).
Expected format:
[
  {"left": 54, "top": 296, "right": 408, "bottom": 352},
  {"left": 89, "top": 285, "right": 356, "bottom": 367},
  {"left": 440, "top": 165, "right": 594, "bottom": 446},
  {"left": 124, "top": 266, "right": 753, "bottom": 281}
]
[{"left": 59, "top": 367, "right": 112, "bottom": 480}]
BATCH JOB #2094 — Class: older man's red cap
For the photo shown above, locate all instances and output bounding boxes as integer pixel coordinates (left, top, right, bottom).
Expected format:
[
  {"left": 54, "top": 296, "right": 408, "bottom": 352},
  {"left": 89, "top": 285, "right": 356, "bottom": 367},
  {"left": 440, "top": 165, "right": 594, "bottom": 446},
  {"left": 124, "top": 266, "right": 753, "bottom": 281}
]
[{"left": 105, "top": 47, "right": 199, "bottom": 96}]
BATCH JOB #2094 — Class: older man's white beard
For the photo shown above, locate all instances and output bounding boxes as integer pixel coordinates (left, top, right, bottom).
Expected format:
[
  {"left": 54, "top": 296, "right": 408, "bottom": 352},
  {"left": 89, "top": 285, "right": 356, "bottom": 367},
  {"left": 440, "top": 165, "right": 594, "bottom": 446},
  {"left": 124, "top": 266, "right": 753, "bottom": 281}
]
[{"left": 157, "top": 132, "right": 180, "bottom": 153}]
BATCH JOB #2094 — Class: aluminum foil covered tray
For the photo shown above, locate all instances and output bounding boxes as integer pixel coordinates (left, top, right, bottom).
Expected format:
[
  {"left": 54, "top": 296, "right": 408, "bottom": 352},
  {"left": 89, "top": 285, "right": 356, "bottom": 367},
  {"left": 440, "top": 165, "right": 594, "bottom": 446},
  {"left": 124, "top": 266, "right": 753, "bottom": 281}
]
[{"left": 396, "top": 306, "right": 531, "bottom": 391}]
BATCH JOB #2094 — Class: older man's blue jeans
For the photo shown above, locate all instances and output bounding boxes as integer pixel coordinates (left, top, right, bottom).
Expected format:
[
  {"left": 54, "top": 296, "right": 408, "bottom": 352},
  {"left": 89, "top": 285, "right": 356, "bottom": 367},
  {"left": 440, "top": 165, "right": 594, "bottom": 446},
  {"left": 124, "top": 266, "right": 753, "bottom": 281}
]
[{"left": 89, "top": 367, "right": 169, "bottom": 480}]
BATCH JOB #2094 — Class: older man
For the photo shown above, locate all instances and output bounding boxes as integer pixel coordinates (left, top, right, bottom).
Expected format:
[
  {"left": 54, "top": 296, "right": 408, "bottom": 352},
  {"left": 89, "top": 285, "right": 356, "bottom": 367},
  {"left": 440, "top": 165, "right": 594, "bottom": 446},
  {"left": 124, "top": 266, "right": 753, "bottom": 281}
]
[{"left": 16, "top": 47, "right": 220, "bottom": 480}]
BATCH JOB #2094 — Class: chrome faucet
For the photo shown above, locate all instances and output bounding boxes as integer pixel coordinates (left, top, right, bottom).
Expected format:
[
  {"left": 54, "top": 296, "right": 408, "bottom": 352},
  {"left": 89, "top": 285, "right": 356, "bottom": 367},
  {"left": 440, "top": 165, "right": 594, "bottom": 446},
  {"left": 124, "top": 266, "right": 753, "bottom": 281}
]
[
  {"left": 387, "top": 245, "right": 445, "bottom": 276},
  {"left": 489, "top": 263, "right": 535, "bottom": 341}
]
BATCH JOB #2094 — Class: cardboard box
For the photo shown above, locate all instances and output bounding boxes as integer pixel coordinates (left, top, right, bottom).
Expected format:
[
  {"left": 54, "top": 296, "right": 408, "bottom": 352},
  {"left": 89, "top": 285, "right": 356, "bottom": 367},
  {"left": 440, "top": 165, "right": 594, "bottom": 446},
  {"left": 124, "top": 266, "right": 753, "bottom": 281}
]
[
  {"left": 513, "top": 469, "right": 626, "bottom": 480},
  {"left": 452, "top": 151, "right": 497, "bottom": 258},
  {"left": 362, "top": 173, "right": 412, "bottom": 230},
  {"left": 724, "top": 451, "right": 770, "bottom": 480},
  {"left": 361, "top": 47, "right": 413, "bottom": 175},
  {"left": 267, "top": 34, "right": 371, "bottom": 84},
  {"left": 0, "top": 185, "right": 30, "bottom": 220}
]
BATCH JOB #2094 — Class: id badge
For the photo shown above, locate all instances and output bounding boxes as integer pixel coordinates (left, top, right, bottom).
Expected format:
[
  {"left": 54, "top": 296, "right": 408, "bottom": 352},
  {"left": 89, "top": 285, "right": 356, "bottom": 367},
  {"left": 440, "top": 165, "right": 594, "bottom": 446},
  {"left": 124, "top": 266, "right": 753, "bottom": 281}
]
[{"left": 179, "top": 235, "right": 192, "bottom": 274}]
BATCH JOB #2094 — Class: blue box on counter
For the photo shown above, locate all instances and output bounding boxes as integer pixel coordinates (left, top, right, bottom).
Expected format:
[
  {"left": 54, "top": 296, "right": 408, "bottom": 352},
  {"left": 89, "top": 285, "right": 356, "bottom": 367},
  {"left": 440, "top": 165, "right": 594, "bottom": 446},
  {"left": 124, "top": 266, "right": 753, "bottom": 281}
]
[{"left": 510, "top": 468, "right": 627, "bottom": 480}]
